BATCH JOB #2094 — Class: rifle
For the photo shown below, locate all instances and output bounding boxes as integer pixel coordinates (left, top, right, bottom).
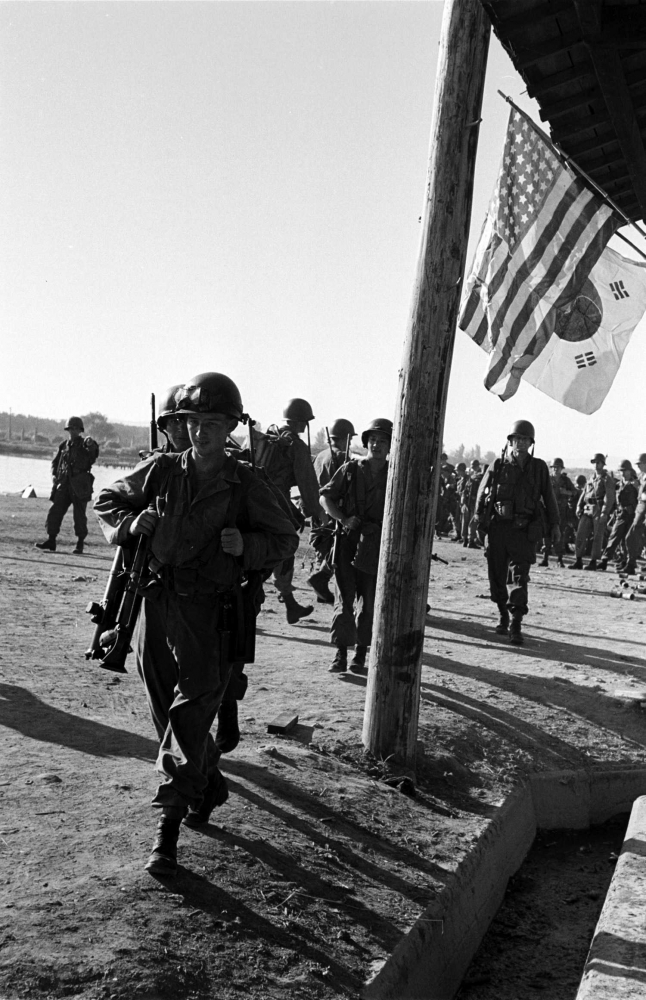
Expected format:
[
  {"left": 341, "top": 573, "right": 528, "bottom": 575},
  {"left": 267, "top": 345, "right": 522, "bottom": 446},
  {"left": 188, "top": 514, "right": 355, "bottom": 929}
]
[
  {"left": 329, "top": 435, "right": 355, "bottom": 567},
  {"left": 479, "top": 444, "right": 507, "bottom": 536},
  {"left": 431, "top": 552, "right": 449, "bottom": 565},
  {"left": 149, "top": 393, "right": 158, "bottom": 452},
  {"left": 85, "top": 516, "right": 153, "bottom": 673}
]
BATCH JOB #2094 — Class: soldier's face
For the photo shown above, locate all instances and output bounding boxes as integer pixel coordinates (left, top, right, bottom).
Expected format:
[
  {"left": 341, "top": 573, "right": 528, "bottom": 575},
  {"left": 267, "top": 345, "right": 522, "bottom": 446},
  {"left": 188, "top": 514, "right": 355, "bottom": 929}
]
[
  {"left": 594, "top": 461, "right": 605, "bottom": 474},
  {"left": 330, "top": 435, "right": 348, "bottom": 453},
  {"left": 510, "top": 435, "right": 531, "bottom": 455},
  {"left": 367, "top": 433, "right": 390, "bottom": 460},
  {"left": 187, "top": 413, "right": 235, "bottom": 458},
  {"left": 165, "top": 415, "right": 191, "bottom": 452},
  {"left": 68, "top": 428, "right": 82, "bottom": 440}
]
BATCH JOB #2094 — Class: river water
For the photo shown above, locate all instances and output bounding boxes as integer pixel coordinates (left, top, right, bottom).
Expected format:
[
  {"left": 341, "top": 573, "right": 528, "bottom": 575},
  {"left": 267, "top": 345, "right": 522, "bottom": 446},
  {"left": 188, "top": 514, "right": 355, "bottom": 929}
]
[{"left": 0, "top": 454, "right": 136, "bottom": 497}]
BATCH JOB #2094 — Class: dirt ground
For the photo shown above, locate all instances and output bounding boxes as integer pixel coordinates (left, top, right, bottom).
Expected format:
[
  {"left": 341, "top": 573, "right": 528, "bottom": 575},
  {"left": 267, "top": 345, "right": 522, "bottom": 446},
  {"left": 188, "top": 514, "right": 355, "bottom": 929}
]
[{"left": 1, "top": 492, "right": 646, "bottom": 1000}]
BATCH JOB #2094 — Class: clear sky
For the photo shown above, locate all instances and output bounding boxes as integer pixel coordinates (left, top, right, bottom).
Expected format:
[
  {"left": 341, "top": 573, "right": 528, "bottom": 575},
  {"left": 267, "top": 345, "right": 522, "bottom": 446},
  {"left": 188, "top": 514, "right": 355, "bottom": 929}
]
[{"left": 2, "top": 1, "right": 645, "bottom": 468}]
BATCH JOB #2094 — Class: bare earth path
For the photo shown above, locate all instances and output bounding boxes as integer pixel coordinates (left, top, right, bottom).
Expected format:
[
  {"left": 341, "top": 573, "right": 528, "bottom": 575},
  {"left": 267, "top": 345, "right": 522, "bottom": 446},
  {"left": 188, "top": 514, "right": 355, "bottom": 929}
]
[{"left": 1, "top": 493, "right": 645, "bottom": 1000}]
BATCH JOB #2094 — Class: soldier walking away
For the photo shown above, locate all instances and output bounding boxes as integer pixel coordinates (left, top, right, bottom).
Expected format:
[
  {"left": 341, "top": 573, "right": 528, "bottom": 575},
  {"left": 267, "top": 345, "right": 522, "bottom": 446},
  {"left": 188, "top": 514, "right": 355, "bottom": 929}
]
[
  {"left": 263, "top": 397, "right": 325, "bottom": 624},
  {"left": 35, "top": 416, "right": 99, "bottom": 554},
  {"left": 598, "top": 461, "right": 638, "bottom": 571},
  {"left": 94, "top": 372, "right": 298, "bottom": 877},
  {"left": 308, "top": 418, "right": 356, "bottom": 605},
  {"left": 320, "top": 418, "right": 392, "bottom": 674},
  {"left": 570, "top": 453, "right": 615, "bottom": 570},
  {"left": 472, "top": 420, "right": 560, "bottom": 646},
  {"left": 539, "top": 459, "right": 576, "bottom": 568},
  {"left": 619, "top": 453, "right": 646, "bottom": 575}
]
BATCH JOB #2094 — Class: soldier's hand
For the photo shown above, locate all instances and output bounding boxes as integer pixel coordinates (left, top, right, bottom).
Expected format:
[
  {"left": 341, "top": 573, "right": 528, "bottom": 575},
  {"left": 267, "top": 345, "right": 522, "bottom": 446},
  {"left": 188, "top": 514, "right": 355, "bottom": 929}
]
[
  {"left": 343, "top": 515, "right": 361, "bottom": 531},
  {"left": 550, "top": 524, "right": 561, "bottom": 545},
  {"left": 221, "top": 527, "right": 244, "bottom": 557},
  {"left": 129, "top": 509, "right": 158, "bottom": 537}
]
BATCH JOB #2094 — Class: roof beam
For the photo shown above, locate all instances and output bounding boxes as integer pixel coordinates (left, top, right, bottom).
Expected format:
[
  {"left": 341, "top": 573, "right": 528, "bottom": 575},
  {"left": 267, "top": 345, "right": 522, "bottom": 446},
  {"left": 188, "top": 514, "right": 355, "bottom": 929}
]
[{"left": 572, "top": 0, "right": 646, "bottom": 220}]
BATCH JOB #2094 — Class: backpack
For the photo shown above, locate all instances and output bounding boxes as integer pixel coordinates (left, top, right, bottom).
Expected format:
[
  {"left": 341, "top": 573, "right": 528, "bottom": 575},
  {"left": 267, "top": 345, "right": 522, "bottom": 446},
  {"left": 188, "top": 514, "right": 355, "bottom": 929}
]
[{"left": 248, "top": 425, "right": 295, "bottom": 485}]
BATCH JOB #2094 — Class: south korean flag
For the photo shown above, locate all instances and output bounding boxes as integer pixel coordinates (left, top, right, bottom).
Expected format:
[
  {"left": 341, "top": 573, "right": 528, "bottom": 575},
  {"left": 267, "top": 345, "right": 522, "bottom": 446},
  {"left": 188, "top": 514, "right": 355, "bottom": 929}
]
[{"left": 522, "top": 245, "right": 646, "bottom": 413}]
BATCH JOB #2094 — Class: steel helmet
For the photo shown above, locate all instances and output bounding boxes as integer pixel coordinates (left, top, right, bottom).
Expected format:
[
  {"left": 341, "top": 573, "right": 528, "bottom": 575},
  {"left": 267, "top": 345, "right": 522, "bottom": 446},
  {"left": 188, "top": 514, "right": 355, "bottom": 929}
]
[
  {"left": 508, "top": 420, "right": 535, "bottom": 443},
  {"left": 619, "top": 459, "right": 634, "bottom": 471},
  {"left": 361, "top": 418, "right": 393, "bottom": 448},
  {"left": 470, "top": 459, "right": 481, "bottom": 469},
  {"left": 283, "top": 398, "right": 315, "bottom": 422},
  {"left": 65, "top": 416, "right": 84, "bottom": 431},
  {"left": 329, "top": 418, "right": 355, "bottom": 438},
  {"left": 551, "top": 458, "right": 564, "bottom": 468},
  {"left": 156, "top": 384, "right": 183, "bottom": 430},
  {"left": 590, "top": 452, "right": 606, "bottom": 465},
  {"left": 637, "top": 453, "right": 646, "bottom": 465},
  {"left": 456, "top": 462, "right": 467, "bottom": 472},
  {"left": 173, "top": 372, "right": 244, "bottom": 420},
  {"left": 576, "top": 474, "right": 587, "bottom": 486}
]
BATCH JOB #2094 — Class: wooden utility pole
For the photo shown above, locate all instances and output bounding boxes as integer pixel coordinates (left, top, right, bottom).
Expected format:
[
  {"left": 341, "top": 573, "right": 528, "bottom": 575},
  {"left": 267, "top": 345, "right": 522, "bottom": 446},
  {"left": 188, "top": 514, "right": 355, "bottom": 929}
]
[{"left": 363, "top": 0, "right": 490, "bottom": 766}]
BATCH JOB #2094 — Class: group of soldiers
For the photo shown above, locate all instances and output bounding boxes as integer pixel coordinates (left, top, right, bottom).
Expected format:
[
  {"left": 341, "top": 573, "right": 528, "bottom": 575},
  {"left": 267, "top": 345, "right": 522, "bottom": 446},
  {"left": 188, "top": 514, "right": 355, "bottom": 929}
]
[{"left": 32, "top": 386, "right": 645, "bottom": 876}]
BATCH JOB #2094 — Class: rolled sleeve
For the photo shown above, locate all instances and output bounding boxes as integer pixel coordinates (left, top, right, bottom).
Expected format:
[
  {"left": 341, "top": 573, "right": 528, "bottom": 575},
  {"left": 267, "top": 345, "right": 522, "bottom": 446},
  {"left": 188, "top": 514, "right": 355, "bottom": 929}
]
[{"left": 93, "top": 458, "right": 158, "bottom": 545}]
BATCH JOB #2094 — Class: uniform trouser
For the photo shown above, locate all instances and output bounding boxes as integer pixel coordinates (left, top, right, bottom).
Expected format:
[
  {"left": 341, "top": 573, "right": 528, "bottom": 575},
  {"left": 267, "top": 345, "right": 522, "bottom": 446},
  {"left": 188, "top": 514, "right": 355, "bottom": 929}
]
[
  {"left": 460, "top": 506, "right": 477, "bottom": 543},
  {"left": 272, "top": 555, "right": 295, "bottom": 596},
  {"left": 330, "top": 540, "right": 377, "bottom": 648},
  {"left": 135, "top": 593, "right": 233, "bottom": 810},
  {"left": 575, "top": 513, "right": 606, "bottom": 561},
  {"left": 543, "top": 508, "right": 567, "bottom": 558},
  {"left": 46, "top": 482, "right": 88, "bottom": 540},
  {"left": 625, "top": 502, "right": 646, "bottom": 567},
  {"left": 486, "top": 522, "right": 535, "bottom": 616},
  {"left": 602, "top": 508, "right": 636, "bottom": 561}
]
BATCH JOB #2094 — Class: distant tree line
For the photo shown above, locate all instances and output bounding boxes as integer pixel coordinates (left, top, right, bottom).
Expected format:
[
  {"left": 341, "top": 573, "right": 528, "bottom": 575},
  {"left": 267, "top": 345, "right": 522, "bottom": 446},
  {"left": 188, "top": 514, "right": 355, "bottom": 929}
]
[{"left": 0, "top": 411, "right": 149, "bottom": 452}]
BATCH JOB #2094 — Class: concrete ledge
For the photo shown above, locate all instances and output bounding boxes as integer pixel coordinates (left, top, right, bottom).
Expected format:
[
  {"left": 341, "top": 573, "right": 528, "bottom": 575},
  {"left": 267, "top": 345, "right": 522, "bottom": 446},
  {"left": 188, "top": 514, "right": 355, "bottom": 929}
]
[
  {"left": 576, "top": 794, "right": 646, "bottom": 999},
  {"left": 363, "top": 767, "right": 646, "bottom": 1000}
]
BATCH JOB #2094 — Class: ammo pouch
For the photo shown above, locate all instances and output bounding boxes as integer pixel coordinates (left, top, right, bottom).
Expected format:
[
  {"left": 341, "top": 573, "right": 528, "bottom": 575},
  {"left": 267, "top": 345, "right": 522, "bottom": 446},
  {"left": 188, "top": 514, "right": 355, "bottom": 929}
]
[
  {"left": 584, "top": 503, "right": 599, "bottom": 517},
  {"left": 494, "top": 500, "right": 514, "bottom": 521}
]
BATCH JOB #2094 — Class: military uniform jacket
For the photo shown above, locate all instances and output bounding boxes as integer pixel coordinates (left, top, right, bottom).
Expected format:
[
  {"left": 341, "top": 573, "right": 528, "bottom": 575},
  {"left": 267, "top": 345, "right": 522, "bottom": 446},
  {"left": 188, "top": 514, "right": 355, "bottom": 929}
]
[
  {"left": 549, "top": 472, "right": 576, "bottom": 513},
  {"left": 94, "top": 452, "right": 299, "bottom": 592},
  {"left": 576, "top": 472, "right": 615, "bottom": 518},
  {"left": 476, "top": 453, "right": 560, "bottom": 529},
  {"left": 320, "top": 458, "right": 388, "bottom": 575},
  {"left": 313, "top": 447, "right": 346, "bottom": 489},
  {"left": 266, "top": 424, "right": 321, "bottom": 519},
  {"left": 616, "top": 480, "right": 639, "bottom": 512},
  {"left": 52, "top": 436, "right": 99, "bottom": 502}
]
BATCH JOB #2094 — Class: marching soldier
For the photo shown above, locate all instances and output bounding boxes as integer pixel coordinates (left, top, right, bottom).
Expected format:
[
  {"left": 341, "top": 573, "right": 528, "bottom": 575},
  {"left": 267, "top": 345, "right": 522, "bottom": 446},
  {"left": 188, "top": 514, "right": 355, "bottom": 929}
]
[
  {"left": 94, "top": 372, "right": 298, "bottom": 876},
  {"left": 620, "top": 453, "right": 646, "bottom": 575},
  {"left": 460, "top": 459, "right": 483, "bottom": 548},
  {"left": 472, "top": 420, "right": 559, "bottom": 646},
  {"left": 35, "top": 417, "right": 99, "bottom": 554},
  {"left": 320, "top": 418, "right": 392, "bottom": 674},
  {"left": 539, "top": 459, "right": 576, "bottom": 568},
  {"left": 264, "top": 398, "right": 325, "bottom": 623},
  {"left": 307, "top": 418, "right": 355, "bottom": 604},
  {"left": 570, "top": 453, "right": 615, "bottom": 571}
]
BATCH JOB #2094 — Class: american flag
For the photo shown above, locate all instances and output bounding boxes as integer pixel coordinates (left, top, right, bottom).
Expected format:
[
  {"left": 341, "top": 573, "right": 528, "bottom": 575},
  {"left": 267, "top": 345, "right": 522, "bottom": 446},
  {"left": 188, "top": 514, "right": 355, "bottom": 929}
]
[{"left": 459, "top": 106, "right": 620, "bottom": 400}]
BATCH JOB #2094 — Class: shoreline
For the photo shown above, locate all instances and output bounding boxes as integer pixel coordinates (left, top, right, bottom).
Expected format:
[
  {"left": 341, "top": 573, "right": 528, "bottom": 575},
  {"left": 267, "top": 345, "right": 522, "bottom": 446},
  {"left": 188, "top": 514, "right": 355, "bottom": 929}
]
[{"left": 0, "top": 441, "right": 139, "bottom": 468}]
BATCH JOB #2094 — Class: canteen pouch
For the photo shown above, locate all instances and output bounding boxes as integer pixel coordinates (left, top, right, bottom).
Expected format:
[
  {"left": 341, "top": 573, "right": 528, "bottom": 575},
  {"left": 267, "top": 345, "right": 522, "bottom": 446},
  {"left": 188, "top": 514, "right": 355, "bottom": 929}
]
[{"left": 494, "top": 500, "right": 514, "bottom": 521}]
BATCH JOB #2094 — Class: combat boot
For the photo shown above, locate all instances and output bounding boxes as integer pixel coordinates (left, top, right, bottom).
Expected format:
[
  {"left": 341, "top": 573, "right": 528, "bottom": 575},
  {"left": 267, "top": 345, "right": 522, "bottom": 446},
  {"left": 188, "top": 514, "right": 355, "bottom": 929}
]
[
  {"left": 145, "top": 806, "right": 186, "bottom": 876},
  {"left": 569, "top": 559, "right": 583, "bottom": 570},
  {"left": 215, "top": 699, "right": 240, "bottom": 754},
  {"left": 538, "top": 556, "right": 549, "bottom": 567},
  {"left": 35, "top": 536, "right": 56, "bottom": 552},
  {"left": 509, "top": 613, "right": 524, "bottom": 646},
  {"left": 495, "top": 605, "right": 510, "bottom": 635},
  {"left": 184, "top": 769, "right": 229, "bottom": 828},
  {"left": 73, "top": 539, "right": 84, "bottom": 555},
  {"left": 620, "top": 564, "right": 636, "bottom": 576},
  {"left": 598, "top": 558, "right": 608, "bottom": 572},
  {"left": 584, "top": 559, "right": 598, "bottom": 571},
  {"left": 283, "top": 593, "right": 314, "bottom": 624},
  {"left": 556, "top": 557, "right": 565, "bottom": 568},
  {"left": 349, "top": 645, "right": 367, "bottom": 673},
  {"left": 329, "top": 646, "right": 347, "bottom": 673},
  {"left": 307, "top": 570, "right": 334, "bottom": 604}
]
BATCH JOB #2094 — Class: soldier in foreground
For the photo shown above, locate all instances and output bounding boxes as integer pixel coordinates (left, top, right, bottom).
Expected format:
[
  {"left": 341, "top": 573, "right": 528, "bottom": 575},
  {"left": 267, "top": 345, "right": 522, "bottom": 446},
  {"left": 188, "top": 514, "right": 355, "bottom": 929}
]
[
  {"left": 307, "top": 418, "right": 356, "bottom": 604},
  {"left": 35, "top": 416, "right": 99, "bottom": 554},
  {"left": 570, "top": 453, "right": 615, "bottom": 571},
  {"left": 472, "top": 420, "right": 559, "bottom": 646},
  {"left": 320, "top": 418, "right": 392, "bottom": 674},
  {"left": 94, "top": 373, "right": 298, "bottom": 877}
]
